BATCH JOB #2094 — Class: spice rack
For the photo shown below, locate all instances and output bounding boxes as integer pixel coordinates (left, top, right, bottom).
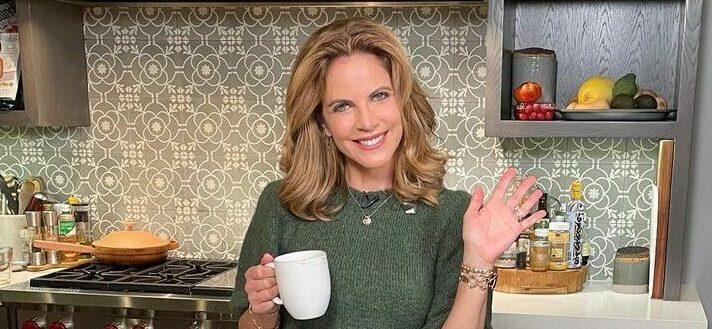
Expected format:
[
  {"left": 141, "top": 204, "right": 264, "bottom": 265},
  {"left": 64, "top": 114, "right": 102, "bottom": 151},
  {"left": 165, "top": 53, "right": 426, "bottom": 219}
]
[{"left": 495, "top": 267, "right": 588, "bottom": 295}]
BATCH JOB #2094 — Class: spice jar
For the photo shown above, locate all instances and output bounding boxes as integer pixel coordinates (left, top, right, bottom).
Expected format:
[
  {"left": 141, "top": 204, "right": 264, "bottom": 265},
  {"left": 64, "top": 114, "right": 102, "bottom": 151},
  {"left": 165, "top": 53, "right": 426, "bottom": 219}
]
[
  {"left": 516, "top": 233, "right": 530, "bottom": 270},
  {"left": 530, "top": 228, "right": 551, "bottom": 272},
  {"left": 496, "top": 242, "right": 517, "bottom": 269},
  {"left": 57, "top": 204, "right": 78, "bottom": 263},
  {"left": 42, "top": 203, "right": 59, "bottom": 242},
  {"left": 548, "top": 222, "right": 570, "bottom": 271}
]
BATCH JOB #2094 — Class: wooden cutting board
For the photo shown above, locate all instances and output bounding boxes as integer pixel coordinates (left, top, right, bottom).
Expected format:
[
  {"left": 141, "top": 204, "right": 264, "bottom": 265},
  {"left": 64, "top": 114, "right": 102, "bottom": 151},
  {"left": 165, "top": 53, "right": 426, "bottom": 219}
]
[{"left": 494, "top": 266, "right": 587, "bottom": 294}]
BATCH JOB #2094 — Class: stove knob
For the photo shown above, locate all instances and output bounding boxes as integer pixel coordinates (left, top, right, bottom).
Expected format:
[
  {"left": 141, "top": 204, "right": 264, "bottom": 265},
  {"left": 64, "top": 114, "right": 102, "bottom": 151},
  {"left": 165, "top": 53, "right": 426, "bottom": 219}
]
[
  {"left": 48, "top": 322, "right": 67, "bottom": 329},
  {"left": 48, "top": 317, "right": 72, "bottom": 329},
  {"left": 21, "top": 318, "right": 44, "bottom": 329}
]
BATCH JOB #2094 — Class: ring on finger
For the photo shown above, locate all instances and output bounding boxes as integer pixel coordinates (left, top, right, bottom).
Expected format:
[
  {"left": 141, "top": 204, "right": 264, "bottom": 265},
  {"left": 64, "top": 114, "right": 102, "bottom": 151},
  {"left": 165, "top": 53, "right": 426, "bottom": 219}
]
[{"left": 513, "top": 206, "right": 527, "bottom": 220}]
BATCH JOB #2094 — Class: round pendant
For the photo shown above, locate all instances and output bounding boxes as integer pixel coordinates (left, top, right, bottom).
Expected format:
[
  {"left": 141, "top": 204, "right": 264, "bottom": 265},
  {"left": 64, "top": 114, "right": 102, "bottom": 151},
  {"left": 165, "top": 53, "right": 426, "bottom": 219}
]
[{"left": 362, "top": 215, "right": 372, "bottom": 225}]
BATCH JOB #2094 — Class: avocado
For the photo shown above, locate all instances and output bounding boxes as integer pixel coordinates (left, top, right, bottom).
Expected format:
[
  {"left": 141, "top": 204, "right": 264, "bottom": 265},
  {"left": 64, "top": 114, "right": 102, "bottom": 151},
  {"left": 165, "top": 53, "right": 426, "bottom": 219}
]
[
  {"left": 634, "top": 95, "right": 658, "bottom": 109},
  {"left": 611, "top": 94, "right": 635, "bottom": 109},
  {"left": 612, "top": 73, "right": 637, "bottom": 97}
]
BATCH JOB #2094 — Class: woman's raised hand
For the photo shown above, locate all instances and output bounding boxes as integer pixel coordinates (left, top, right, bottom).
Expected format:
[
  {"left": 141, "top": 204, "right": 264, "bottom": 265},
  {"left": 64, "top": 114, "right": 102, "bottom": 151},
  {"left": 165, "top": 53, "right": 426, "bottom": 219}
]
[{"left": 462, "top": 167, "right": 547, "bottom": 267}]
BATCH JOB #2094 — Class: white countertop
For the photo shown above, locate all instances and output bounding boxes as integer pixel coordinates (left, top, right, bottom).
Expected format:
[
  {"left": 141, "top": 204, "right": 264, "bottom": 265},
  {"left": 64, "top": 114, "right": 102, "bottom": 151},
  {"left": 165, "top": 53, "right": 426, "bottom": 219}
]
[
  {"left": 2, "top": 267, "right": 63, "bottom": 288},
  {"left": 492, "top": 280, "right": 709, "bottom": 329}
]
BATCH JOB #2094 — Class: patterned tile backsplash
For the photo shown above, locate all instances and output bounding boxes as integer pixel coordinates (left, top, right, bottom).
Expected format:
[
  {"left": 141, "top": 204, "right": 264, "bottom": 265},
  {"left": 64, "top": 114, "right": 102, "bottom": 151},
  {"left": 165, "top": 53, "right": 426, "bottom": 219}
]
[{"left": 0, "top": 5, "right": 658, "bottom": 279}]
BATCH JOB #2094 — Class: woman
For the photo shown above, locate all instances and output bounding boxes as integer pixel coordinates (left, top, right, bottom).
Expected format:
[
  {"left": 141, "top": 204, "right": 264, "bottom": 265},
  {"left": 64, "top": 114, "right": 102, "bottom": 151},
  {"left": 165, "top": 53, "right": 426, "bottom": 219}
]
[{"left": 231, "top": 17, "right": 545, "bottom": 329}]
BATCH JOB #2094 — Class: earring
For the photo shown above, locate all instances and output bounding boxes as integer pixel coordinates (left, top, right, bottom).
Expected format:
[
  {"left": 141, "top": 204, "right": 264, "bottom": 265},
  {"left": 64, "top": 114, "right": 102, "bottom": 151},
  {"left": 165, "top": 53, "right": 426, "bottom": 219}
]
[{"left": 322, "top": 125, "right": 332, "bottom": 138}]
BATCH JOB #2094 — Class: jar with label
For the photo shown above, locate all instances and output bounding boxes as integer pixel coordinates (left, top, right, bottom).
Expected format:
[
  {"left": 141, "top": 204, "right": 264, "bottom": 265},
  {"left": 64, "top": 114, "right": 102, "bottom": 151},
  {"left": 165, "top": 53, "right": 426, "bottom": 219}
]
[
  {"left": 530, "top": 228, "right": 550, "bottom": 272},
  {"left": 57, "top": 204, "right": 78, "bottom": 263},
  {"left": 548, "top": 222, "right": 569, "bottom": 271}
]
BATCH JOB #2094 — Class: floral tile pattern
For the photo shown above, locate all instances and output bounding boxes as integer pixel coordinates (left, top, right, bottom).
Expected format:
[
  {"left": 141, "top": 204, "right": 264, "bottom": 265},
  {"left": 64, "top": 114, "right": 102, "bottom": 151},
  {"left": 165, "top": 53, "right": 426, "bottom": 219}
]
[{"left": 0, "top": 5, "right": 660, "bottom": 279}]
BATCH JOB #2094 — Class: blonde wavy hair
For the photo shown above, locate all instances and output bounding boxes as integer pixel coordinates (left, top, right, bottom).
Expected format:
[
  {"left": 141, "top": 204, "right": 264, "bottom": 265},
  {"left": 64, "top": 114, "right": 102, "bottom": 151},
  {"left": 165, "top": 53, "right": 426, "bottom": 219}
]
[{"left": 278, "top": 17, "right": 448, "bottom": 221}]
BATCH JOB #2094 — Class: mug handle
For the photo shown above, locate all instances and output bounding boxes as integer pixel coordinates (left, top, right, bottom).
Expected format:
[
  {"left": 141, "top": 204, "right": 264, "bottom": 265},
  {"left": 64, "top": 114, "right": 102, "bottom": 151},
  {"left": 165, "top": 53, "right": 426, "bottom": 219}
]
[{"left": 263, "top": 262, "right": 283, "bottom": 305}]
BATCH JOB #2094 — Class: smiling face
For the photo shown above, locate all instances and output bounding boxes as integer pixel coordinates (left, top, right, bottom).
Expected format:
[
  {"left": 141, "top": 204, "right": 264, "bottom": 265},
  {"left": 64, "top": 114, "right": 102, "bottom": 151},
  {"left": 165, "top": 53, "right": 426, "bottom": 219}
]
[{"left": 321, "top": 51, "right": 404, "bottom": 184}]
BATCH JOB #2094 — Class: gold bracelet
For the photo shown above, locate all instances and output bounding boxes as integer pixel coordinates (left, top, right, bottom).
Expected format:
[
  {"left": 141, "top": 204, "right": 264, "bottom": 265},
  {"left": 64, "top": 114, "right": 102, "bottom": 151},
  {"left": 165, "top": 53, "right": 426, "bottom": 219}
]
[
  {"left": 459, "top": 264, "right": 498, "bottom": 291},
  {"left": 248, "top": 307, "right": 280, "bottom": 329}
]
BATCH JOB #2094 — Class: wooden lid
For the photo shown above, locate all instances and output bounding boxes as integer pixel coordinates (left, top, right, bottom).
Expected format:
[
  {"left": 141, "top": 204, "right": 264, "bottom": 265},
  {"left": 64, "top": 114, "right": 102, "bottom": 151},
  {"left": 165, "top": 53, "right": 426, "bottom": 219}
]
[
  {"left": 93, "top": 220, "right": 170, "bottom": 250},
  {"left": 514, "top": 47, "right": 556, "bottom": 57}
]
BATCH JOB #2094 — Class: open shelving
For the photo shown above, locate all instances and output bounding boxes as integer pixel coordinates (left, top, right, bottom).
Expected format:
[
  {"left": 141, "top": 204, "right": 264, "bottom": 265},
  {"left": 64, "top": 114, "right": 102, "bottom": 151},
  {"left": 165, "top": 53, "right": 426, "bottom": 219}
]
[{"left": 485, "top": 0, "right": 703, "bottom": 300}]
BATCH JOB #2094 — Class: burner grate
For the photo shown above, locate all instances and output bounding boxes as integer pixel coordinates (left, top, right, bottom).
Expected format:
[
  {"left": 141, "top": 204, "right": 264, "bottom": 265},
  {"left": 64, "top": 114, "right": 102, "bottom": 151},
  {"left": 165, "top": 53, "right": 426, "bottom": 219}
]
[{"left": 30, "top": 258, "right": 238, "bottom": 296}]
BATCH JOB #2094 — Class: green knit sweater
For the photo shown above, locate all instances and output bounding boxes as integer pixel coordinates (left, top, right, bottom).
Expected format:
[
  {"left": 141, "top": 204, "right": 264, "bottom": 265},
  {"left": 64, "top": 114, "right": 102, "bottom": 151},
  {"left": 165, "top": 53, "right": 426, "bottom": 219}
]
[{"left": 231, "top": 180, "right": 493, "bottom": 329}]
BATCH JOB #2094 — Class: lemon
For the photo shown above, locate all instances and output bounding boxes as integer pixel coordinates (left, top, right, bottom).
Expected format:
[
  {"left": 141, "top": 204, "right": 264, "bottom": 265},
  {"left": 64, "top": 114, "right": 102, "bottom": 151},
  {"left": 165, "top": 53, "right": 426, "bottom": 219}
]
[{"left": 577, "top": 76, "right": 614, "bottom": 104}]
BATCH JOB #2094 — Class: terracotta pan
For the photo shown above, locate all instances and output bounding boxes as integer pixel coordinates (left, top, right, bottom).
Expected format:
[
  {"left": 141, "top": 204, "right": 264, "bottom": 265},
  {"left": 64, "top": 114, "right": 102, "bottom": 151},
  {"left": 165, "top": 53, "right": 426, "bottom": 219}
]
[{"left": 34, "top": 220, "right": 179, "bottom": 266}]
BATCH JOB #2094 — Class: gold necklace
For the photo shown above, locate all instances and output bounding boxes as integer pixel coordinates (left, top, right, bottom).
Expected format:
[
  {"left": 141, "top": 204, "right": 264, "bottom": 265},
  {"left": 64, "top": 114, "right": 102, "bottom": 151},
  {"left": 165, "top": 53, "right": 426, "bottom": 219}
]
[{"left": 347, "top": 187, "right": 393, "bottom": 225}]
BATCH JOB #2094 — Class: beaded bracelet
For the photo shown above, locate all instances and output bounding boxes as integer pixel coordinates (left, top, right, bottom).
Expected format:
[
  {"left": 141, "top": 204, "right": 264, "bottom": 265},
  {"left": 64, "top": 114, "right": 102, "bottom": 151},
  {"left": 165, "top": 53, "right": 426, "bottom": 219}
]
[{"left": 459, "top": 264, "right": 498, "bottom": 291}]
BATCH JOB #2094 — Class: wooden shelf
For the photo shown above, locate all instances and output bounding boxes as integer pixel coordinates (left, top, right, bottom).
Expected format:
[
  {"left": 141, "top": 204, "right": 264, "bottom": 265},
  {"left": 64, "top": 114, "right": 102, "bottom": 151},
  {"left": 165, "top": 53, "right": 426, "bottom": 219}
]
[{"left": 486, "top": 120, "right": 677, "bottom": 139}]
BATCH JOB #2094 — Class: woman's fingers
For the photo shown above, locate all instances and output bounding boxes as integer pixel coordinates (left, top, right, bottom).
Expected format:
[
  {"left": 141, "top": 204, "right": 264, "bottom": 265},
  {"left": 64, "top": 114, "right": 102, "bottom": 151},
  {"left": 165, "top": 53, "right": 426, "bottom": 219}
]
[
  {"left": 506, "top": 175, "right": 537, "bottom": 209},
  {"left": 250, "top": 285, "right": 279, "bottom": 301},
  {"left": 245, "top": 264, "right": 275, "bottom": 280},
  {"left": 247, "top": 287, "right": 279, "bottom": 313},
  {"left": 488, "top": 167, "right": 517, "bottom": 203},
  {"left": 251, "top": 301, "right": 277, "bottom": 314},
  {"left": 520, "top": 210, "right": 547, "bottom": 231},
  {"left": 245, "top": 277, "right": 277, "bottom": 292},
  {"left": 515, "top": 188, "right": 543, "bottom": 219},
  {"left": 466, "top": 185, "right": 485, "bottom": 215}
]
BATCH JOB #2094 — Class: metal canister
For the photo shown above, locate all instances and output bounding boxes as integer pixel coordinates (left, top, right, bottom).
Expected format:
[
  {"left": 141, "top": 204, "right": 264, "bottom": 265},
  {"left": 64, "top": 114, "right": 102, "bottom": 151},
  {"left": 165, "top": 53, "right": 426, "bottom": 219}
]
[
  {"left": 25, "top": 211, "right": 43, "bottom": 253},
  {"left": 25, "top": 211, "right": 43, "bottom": 228},
  {"left": 512, "top": 47, "right": 557, "bottom": 105},
  {"left": 46, "top": 250, "right": 60, "bottom": 265},
  {"left": 42, "top": 206, "right": 59, "bottom": 242},
  {"left": 30, "top": 251, "right": 46, "bottom": 266}
]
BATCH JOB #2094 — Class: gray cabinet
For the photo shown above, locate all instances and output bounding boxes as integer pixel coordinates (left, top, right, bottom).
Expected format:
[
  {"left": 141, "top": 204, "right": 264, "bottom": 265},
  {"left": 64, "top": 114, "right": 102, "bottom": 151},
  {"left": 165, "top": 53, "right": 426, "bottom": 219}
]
[
  {"left": 0, "top": 0, "right": 89, "bottom": 127},
  {"left": 485, "top": 0, "right": 703, "bottom": 300}
]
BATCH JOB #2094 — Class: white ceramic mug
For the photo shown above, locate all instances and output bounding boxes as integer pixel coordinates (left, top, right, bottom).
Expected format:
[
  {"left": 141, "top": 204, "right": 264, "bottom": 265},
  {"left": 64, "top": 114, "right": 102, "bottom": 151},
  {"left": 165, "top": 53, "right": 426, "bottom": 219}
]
[{"left": 265, "top": 250, "right": 330, "bottom": 320}]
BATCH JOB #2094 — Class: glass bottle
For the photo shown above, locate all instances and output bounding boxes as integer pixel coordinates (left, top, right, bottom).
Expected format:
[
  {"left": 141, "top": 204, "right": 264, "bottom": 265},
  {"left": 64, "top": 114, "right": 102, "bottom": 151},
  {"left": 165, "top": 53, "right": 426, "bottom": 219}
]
[
  {"left": 534, "top": 193, "right": 549, "bottom": 229},
  {"left": 516, "top": 233, "right": 530, "bottom": 270},
  {"left": 57, "top": 204, "right": 78, "bottom": 263},
  {"left": 566, "top": 180, "right": 586, "bottom": 269},
  {"left": 72, "top": 203, "right": 92, "bottom": 259}
]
